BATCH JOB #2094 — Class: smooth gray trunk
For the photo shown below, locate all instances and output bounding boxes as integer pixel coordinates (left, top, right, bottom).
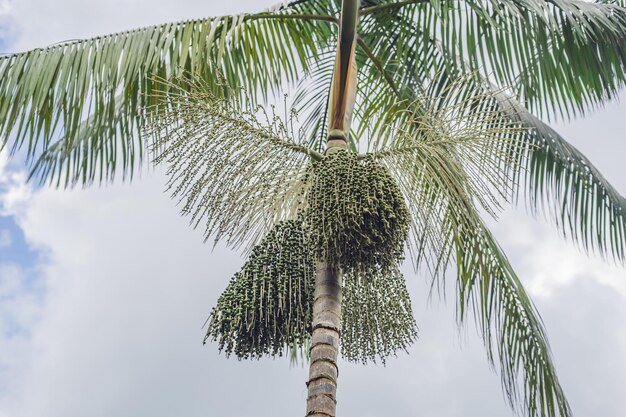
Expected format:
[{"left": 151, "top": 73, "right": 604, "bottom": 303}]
[{"left": 306, "top": 262, "right": 342, "bottom": 417}]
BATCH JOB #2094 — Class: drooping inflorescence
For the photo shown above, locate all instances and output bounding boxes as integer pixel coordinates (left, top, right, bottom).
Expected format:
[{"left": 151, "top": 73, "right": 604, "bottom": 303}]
[
  {"left": 305, "top": 150, "right": 411, "bottom": 271},
  {"left": 341, "top": 264, "right": 418, "bottom": 364},
  {"left": 204, "top": 219, "right": 315, "bottom": 359},
  {"left": 305, "top": 150, "right": 416, "bottom": 362},
  {"left": 206, "top": 149, "right": 418, "bottom": 363}
]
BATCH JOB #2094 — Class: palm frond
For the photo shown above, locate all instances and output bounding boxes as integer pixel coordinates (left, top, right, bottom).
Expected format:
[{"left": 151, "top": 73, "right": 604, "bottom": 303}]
[
  {"left": 0, "top": 4, "right": 336, "bottom": 186},
  {"left": 369, "top": 80, "right": 526, "bottom": 274},
  {"left": 146, "top": 78, "right": 319, "bottom": 249},
  {"left": 291, "top": 47, "right": 337, "bottom": 149},
  {"left": 493, "top": 90, "right": 626, "bottom": 263},
  {"left": 381, "top": 135, "right": 571, "bottom": 417},
  {"left": 354, "top": 5, "right": 444, "bottom": 147},
  {"left": 369, "top": 79, "right": 570, "bottom": 416},
  {"left": 362, "top": 0, "right": 626, "bottom": 119},
  {"left": 356, "top": 11, "right": 626, "bottom": 263},
  {"left": 454, "top": 217, "right": 571, "bottom": 417}
]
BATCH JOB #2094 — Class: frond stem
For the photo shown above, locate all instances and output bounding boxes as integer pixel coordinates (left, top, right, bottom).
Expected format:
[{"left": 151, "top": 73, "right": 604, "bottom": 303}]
[
  {"left": 356, "top": 37, "right": 402, "bottom": 99},
  {"left": 358, "top": 141, "right": 461, "bottom": 159},
  {"left": 0, "top": 13, "right": 338, "bottom": 60},
  {"left": 217, "top": 113, "right": 324, "bottom": 161},
  {"left": 247, "top": 13, "right": 339, "bottom": 25},
  {"left": 359, "top": 0, "right": 431, "bottom": 16}
]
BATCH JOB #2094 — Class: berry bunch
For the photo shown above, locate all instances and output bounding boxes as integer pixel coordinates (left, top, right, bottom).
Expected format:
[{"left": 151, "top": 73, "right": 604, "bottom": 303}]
[
  {"left": 306, "top": 150, "right": 410, "bottom": 271},
  {"left": 342, "top": 264, "right": 418, "bottom": 364},
  {"left": 206, "top": 150, "right": 417, "bottom": 362},
  {"left": 204, "top": 220, "right": 315, "bottom": 359}
]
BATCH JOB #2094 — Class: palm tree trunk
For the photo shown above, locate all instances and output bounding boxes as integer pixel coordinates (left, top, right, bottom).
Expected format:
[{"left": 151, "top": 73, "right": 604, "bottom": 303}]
[
  {"left": 305, "top": 1, "right": 360, "bottom": 416},
  {"left": 306, "top": 262, "right": 342, "bottom": 417}
]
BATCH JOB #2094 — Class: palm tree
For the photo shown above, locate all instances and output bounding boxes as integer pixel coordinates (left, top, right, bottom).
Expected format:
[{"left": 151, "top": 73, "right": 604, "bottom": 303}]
[{"left": 1, "top": 1, "right": 625, "bottom": 417}]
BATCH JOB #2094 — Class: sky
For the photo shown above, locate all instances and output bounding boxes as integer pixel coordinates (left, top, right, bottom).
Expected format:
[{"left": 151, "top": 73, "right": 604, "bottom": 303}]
[{"left": 0, "top": 1, "right": 625, "bottom": 417}]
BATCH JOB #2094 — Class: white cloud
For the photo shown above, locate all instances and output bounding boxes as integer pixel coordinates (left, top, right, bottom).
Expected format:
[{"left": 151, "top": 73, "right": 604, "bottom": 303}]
[
  {"left": 488, "top": 210, "right": 626, "bottom": 299},
  {"left": 0, "top": 151, "right": 32, "bottom": 217},
  {"left": 0, "top": 171, "right": 311, "bottom": 417},
  {"left": 0, "top": 153, "right": 39, "bottom": 404},
  {"left": 0, "top": 263, "right": 21, "bottom": 296},
  {"left": 0, "top": 263, "right": 43, "bottom": 401},
  {"left": 0, "top": 1, "right": 15, "bottom": 48},
  {"left": 0, "top": 1, "right": 12, "bottom": 16}
]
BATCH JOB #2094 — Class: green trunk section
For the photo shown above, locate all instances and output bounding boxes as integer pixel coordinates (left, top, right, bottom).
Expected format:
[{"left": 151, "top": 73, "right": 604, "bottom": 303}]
[{"left": 327, "top": 0, "right": 360, "bottom": 148}]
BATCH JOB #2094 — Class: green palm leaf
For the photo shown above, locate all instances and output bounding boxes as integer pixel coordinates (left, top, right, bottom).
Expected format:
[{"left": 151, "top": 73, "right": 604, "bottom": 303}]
[
  {"left": 0, "top": 1, "right": 337, "bottom": 186},
  {"left": 146, "top": 78, "right": 320, "bottom": 249},
  {"left": 354, "top": 18, "right": 624, "bottom": 409},
  {"left": 372, "top": 92, "right": 570, "bottom": 415},
  {"left": 362, "top": 0, "right": 626, "bottom": 119},
  {"left": 356, "top": 5, "right": 626, "bottom": 264},
  {"left": 454, "top": 218, "right": 571, "bottom": 417},
  {"left": 493, "top": 90, "right": 626, "bottom": 262},
  {"left": 292, "top": 47, "right": 337, "bottom": 149},
  {"left": 373, "top": 80, "right": 525, "bottom": 273}
]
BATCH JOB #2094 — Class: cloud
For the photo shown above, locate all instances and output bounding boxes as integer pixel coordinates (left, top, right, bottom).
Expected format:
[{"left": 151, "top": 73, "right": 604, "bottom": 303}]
[
  {"left": 0, "top": 171, "right": 311, "bottom": 417},
  {"left": 0, "top": 263, "right": 44, "bottom": 402},
  {"left": 0, "top": 1, "right": 12, "bottom": 16},
  {"left": 0, "top": 1, "right": 15, "bottom": 50},
  {"left": 0, "top": 153, "right": 40, "bottom": 406},
  {"left": 536, "top": 276, "right": 626, "bottom": 417},
  {"left": 0, "top": 152, "right": 32, "bottom": 217},
  {"left": 487, "top": 210, "right": 626, "bottom": 299}
]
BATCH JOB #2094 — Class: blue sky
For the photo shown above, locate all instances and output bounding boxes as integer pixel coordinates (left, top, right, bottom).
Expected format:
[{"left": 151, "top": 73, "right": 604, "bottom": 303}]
[
  {"left": 0, "top": 215, "right": 38, "bottom": 267},
  {"left": 0, "top": 1, "right": 625, "bottom": 417},
  {"left": 0, "top": 0, "right": 14, "bottom": 52}
]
